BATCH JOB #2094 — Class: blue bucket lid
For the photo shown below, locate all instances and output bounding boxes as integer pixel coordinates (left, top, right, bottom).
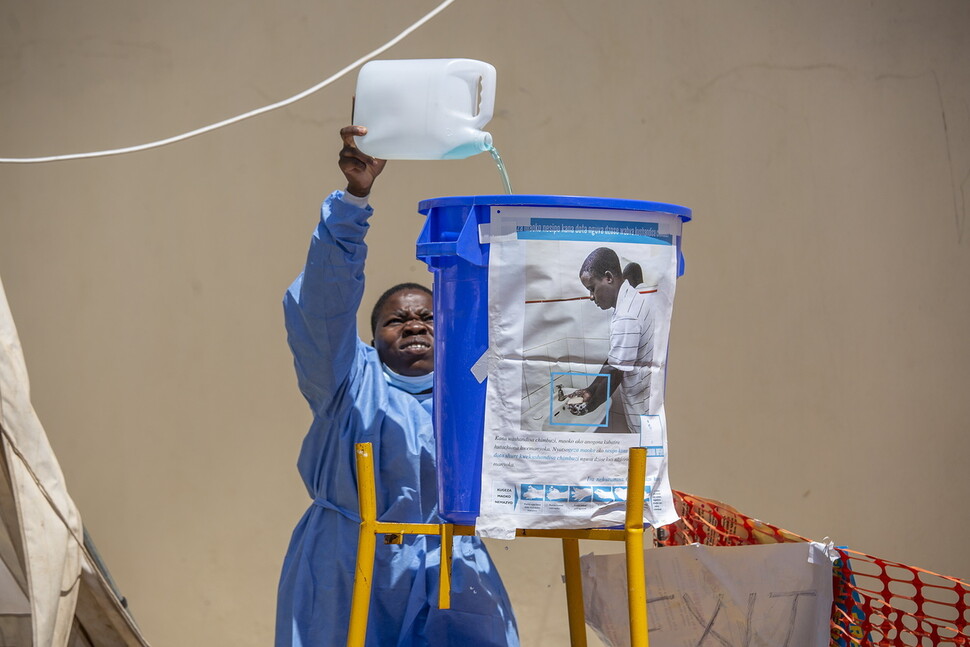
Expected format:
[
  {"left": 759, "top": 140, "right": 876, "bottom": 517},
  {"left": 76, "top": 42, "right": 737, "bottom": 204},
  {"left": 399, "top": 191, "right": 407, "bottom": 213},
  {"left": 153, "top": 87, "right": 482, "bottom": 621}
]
[{"left": 418, "top": 194, "right": 692, "bottom": 222}]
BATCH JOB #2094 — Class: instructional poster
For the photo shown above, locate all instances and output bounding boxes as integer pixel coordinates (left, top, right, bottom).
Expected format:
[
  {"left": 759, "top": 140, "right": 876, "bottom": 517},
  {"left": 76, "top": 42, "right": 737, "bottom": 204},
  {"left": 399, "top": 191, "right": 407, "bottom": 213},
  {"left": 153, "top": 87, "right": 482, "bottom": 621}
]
[{"left": 475, "top": 204, "right": 684, "bottom": 539}]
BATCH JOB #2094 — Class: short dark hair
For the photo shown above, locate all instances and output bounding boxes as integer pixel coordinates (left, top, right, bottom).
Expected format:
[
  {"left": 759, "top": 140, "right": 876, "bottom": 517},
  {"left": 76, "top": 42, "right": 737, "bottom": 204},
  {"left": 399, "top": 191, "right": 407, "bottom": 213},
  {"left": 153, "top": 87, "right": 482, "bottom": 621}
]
[
  {"left": 580, "top": 247, "right": 621, "bottom": 279},
  {"left": 622, "top": 262, "right": 643, "bottom": 287},
  {"left": 370, "top": 282, "right": 433, "bottom": 335}
]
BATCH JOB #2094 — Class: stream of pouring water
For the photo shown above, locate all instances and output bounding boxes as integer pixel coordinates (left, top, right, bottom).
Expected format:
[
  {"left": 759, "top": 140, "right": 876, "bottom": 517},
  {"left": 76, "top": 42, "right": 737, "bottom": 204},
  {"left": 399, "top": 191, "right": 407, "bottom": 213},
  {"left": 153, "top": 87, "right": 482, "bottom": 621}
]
[{"left": 488, "top": 146, "right": 513, "bottom": 194}]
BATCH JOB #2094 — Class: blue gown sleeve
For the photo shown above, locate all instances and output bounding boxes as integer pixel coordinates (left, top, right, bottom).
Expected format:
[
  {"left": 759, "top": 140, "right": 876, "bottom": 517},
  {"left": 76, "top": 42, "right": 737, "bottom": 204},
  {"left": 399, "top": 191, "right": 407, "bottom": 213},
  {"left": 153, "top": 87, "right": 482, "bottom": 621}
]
[{"left": 283, "top": 191, "right": 372, "bottom": 413}]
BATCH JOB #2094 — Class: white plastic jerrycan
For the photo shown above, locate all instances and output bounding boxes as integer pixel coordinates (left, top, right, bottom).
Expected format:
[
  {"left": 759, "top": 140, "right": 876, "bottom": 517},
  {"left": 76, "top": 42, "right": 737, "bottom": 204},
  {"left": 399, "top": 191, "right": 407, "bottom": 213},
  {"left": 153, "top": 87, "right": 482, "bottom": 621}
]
[{"left": 353, "top": 58, "right": 496, "bottom": 160}]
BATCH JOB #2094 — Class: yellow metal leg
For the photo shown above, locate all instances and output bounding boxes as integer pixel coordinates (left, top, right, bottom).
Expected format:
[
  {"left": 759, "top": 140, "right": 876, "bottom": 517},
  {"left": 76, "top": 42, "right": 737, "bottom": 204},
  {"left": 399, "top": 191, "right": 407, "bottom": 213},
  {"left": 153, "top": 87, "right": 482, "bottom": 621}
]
[
  {"left": 562, "top": 537, "right": 588, "bottom": 647},
  {"left": 439, "top": 523, "right": 453, "bottom": 610},
  {"left": 348, "top": 444, "right": 379, "bottom": 647},
  {"left": 625, "top": 447, "right": 649, "bottom": 647}
]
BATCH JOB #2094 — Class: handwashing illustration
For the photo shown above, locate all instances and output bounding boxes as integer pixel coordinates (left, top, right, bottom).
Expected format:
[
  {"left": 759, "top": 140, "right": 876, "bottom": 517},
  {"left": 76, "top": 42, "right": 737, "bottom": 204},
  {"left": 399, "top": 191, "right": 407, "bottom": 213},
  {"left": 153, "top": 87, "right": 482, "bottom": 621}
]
[
  {"left": 563, "top": 393, "right": 589, "bottom": 416},
  {"left": 522, "top": 485, "right": 545, "bottom": 500},
  {"left": 518, "top": 249, "right": 660, "bottom": 434},
  {"left": 569, "top": 486, "right": 593, "bottom": 502},
  {"left": 545, "top": 486, "right": 569, "bottom": 501},
  {"left": 560, "top": 249, "right": 655, "bottom": 435},
  {"left": 512, "top": 484, "right": 631, "bottom": 505},
  {"left": 554, "top": 383, "right": 589, "bottom": 415},
  {"left": 593, "top": 487, "right": 616, "bottom": 502}
]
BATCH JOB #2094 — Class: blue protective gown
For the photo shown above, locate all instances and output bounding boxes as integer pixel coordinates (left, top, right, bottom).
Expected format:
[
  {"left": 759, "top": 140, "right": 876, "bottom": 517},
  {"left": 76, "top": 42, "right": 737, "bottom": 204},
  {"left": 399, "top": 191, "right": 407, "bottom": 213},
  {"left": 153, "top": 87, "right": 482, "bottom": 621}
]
[{"left": 275, "top": 192, "right": 519, "bottom": 647}]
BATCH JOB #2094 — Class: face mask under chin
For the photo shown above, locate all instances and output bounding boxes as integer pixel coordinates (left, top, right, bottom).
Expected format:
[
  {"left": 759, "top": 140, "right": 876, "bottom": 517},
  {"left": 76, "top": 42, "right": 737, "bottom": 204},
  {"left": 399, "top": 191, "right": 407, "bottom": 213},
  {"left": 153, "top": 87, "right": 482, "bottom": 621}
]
[{"left": 382, "top": 364, "right": 434, "bottom": 395}]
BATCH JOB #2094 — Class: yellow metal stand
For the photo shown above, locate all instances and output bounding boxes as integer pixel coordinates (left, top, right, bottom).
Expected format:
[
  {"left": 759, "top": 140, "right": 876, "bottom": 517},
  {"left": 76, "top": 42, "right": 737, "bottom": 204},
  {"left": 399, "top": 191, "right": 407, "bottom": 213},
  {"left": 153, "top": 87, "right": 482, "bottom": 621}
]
[{"left": 349, "top": 443, "right": 651, "bottom": 647}]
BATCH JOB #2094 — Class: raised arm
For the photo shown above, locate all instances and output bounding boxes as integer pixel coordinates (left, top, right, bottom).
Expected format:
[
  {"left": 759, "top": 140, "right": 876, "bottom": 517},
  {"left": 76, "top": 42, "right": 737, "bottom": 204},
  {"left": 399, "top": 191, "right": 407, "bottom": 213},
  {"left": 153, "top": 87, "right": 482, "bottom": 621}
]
[{"left": 283, "top": 126, "right": 386, "bottom": 412}]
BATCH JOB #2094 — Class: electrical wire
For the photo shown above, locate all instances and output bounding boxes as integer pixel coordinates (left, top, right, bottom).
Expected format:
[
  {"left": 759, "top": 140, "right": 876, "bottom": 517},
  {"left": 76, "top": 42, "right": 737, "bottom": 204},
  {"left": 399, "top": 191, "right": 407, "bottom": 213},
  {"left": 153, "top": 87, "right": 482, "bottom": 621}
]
[{"left": 0, "top": 0, "right": 456, "bottom": 164}]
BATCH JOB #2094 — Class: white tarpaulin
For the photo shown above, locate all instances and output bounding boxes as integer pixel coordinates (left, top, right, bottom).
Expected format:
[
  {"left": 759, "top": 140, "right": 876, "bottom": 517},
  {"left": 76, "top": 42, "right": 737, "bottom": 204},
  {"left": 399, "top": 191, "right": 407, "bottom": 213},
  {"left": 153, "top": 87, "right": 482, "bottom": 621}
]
[
  {"left": 0, "top": 274, "right": 150, "bottom": 647},
  {"left": 475, "top": 204, "right": 683, "bottom": 538},
  {"left": 580, "top": 542, "right": 837, "bottom": 647}
]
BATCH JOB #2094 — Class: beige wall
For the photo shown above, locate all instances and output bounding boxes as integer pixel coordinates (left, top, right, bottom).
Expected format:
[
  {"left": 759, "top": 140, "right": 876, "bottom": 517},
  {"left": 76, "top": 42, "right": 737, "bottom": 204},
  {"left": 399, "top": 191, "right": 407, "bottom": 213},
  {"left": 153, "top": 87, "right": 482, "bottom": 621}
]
[{"left": 1, "top": 1, "right": 968, "bottom": 645}]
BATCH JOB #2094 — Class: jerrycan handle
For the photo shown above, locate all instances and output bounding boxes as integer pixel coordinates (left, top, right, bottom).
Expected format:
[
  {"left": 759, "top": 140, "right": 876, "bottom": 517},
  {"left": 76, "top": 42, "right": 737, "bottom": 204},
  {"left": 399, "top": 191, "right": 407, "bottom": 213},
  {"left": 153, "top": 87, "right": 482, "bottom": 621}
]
[
  {"left": 444, "top": 59, "right": 496, "bottom": 130},
  {"left": 473, "top": 64, "right": 496, "bottom": 129}
]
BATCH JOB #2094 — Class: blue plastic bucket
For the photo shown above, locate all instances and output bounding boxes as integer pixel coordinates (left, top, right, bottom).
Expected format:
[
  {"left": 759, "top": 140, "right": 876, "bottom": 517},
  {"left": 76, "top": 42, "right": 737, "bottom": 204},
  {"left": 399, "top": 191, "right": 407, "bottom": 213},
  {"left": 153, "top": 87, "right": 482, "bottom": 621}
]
[{"left": 417, "top": 195, "right": 692, "bottom": 525}]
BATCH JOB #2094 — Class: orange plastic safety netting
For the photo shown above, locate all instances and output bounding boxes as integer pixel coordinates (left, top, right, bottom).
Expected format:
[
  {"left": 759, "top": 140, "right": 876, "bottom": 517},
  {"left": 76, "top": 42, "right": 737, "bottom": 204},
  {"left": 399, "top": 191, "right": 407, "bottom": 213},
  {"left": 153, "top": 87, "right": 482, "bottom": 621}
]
[{"left": 655, "top": 491, "right": 970, "bottom": 646}]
